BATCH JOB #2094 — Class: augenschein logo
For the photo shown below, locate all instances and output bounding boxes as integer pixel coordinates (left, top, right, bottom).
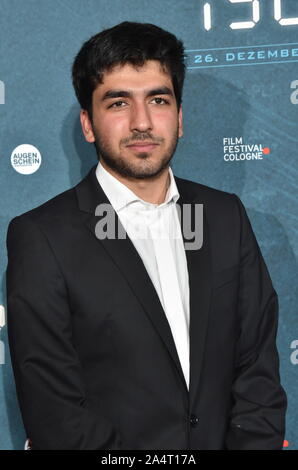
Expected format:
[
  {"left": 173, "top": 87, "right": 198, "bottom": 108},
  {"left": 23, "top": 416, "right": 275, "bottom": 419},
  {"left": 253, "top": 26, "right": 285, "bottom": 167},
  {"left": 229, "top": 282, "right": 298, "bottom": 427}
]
[
  {"left": 223, "top": 137, "right": 270, "bottom": 162},
  {"left": 11, "top": 144, "right": 42, "bottom": 174}
]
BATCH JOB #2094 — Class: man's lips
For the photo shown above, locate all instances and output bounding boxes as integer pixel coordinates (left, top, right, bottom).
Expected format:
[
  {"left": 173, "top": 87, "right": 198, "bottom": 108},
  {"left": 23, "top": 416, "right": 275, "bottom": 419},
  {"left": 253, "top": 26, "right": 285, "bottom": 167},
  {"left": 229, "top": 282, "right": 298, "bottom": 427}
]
[{"left": 126, "top": 142, "right": 159, "bottom": 152}]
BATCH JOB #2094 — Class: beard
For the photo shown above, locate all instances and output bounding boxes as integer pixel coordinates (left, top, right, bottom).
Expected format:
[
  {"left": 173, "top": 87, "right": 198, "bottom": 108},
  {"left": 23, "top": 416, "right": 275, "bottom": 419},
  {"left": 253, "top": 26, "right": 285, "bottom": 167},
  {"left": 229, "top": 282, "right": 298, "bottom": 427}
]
[{"left": 91, "top": 126, "right": 179, "bottom": 180}]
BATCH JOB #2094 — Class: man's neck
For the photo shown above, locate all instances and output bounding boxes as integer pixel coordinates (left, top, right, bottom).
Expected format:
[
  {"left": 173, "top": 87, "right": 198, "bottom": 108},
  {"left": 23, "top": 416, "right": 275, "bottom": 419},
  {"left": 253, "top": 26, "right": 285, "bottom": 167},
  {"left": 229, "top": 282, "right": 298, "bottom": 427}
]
[{"left": 99, "top": 159, "right": 171, "bottom": 205}]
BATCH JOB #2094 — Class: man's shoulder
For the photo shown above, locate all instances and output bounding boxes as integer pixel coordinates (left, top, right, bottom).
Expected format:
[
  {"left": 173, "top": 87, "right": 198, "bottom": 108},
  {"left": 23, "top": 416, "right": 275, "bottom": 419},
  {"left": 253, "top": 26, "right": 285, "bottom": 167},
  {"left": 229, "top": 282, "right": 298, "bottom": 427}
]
[
  {"left": 8, "top": 183, "right": 78, "bottom": 232},
  {"left": 174, "top": 174, "right": 237, "bottom": 205},
  {"left": 174, "top": 175, "right": 242, "bottom": 231}
]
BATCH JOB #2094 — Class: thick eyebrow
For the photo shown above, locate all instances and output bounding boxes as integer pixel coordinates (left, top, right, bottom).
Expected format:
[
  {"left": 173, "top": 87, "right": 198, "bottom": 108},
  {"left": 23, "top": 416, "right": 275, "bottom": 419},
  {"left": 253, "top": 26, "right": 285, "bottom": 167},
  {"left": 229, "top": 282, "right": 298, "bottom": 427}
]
[{"left": 101, "top": 86, "right": 174, "bottom": 101}]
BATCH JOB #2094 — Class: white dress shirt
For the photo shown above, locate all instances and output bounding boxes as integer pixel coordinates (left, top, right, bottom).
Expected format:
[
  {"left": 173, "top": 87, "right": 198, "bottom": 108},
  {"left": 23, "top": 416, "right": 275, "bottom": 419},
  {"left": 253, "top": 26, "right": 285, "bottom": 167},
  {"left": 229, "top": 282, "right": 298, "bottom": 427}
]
[{"left": 95, "top": 160, "right": 190, "bottom": 390}]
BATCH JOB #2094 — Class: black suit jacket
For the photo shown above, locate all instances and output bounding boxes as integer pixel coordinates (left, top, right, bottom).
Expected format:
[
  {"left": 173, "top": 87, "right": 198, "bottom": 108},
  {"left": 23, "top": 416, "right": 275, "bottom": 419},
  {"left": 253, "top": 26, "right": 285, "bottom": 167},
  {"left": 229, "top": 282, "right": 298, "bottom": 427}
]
[{"left": 6, "top": 164, "right": 287, "bottom": 450}]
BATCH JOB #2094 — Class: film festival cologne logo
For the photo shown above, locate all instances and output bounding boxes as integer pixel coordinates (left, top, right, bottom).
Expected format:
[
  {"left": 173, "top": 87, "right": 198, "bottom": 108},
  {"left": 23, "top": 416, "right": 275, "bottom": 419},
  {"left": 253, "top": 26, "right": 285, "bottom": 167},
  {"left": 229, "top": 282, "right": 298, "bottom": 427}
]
[{"left": 223, "top": 137, "right": 270, "bottom": 162}]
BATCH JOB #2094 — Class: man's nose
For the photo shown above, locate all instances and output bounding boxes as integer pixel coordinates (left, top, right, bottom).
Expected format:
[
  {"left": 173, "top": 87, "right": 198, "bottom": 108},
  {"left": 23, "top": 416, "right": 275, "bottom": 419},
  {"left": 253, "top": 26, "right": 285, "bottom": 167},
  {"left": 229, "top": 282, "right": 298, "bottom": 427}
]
[{"left": 129, "top": 102, "right": 153, "bottom": 132}]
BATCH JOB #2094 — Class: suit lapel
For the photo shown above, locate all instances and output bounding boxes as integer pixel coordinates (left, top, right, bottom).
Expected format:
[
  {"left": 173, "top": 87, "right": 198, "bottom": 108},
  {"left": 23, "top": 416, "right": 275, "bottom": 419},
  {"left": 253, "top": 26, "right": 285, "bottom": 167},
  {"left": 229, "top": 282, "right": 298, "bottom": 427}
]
[
  {"left": 175, "top": 181, "right": 212, "bottom": 408},
  {"left": 75, "top": 165, "right": 212, "bottom": 404}
]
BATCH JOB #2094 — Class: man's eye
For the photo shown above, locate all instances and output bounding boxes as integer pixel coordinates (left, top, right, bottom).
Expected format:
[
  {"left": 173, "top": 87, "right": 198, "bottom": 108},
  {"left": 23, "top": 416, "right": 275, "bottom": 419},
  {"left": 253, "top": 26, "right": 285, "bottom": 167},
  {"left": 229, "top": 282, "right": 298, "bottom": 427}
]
[
  {"left": 152, "top": 97, "right": 168, "bottom": 105},
  {"left": 109, "top": 101, "right": 126, "bottom": 108}
]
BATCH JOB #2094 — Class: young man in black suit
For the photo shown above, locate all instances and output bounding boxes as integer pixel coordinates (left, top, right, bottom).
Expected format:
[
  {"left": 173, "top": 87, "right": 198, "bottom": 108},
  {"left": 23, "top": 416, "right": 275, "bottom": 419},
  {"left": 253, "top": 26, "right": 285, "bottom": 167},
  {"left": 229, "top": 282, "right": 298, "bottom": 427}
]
[{"left": 6, "top": 21, "right": 287, "bottom": 450}]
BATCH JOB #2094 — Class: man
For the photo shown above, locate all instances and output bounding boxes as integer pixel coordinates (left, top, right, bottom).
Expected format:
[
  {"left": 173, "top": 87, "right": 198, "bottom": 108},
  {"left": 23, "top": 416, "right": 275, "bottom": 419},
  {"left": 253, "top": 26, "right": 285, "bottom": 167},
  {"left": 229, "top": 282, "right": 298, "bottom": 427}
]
[{"left": 6, "top": 21, "right": 287, "bottom": 450}]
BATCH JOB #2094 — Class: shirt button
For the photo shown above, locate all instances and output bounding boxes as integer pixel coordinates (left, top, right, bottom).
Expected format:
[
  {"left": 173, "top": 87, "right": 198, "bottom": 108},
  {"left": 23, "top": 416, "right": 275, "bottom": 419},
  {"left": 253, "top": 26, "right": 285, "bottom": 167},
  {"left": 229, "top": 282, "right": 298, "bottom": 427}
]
[{"left": 190, "top": 414, "right": 199, "bottom": 427}]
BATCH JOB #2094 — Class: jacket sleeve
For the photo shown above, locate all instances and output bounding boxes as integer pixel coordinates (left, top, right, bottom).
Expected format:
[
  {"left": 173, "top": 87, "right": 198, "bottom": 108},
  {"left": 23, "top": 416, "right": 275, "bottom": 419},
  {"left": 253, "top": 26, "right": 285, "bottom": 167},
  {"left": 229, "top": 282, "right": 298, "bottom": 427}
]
[
  {"left": 224, "top": 194, "right": 287, "bottom": 450},
  {"left": 6, "top": 214, "right": 123, "bottom": 450}
]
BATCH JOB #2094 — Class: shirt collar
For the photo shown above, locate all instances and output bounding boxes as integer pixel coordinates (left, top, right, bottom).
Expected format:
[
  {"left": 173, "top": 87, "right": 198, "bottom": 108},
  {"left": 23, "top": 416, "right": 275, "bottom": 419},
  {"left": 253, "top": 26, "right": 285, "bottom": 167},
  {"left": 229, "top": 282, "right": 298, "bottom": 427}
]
[{"left": 95, "top": 159, "right": 180, "bottom": 212}]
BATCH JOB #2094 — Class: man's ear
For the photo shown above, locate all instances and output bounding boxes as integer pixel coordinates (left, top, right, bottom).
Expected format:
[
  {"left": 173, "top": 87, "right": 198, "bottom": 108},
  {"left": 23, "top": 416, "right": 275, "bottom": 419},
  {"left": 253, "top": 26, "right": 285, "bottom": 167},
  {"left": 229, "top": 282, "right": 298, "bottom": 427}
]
[
  {"left": 80, "top": 109, "right": 95, "bottom": 143},
  {"left": 178, "top": 105, "right": 183, "bottom": 138}
]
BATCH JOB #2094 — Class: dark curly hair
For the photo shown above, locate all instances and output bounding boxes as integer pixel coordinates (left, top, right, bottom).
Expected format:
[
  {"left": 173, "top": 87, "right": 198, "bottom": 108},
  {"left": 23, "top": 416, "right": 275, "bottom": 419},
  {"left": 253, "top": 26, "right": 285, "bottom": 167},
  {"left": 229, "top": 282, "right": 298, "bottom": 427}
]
[{"left": 71, "top": 21, "right": 186, "bottom": 120}]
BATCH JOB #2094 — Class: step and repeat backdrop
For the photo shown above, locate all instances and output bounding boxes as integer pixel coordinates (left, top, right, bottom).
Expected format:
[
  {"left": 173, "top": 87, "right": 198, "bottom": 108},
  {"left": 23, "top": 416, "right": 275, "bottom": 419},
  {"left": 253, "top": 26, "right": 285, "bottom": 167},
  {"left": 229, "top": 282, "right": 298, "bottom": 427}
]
[{"left": 0, "top": 0, "right": 297, "bottom": 450}]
